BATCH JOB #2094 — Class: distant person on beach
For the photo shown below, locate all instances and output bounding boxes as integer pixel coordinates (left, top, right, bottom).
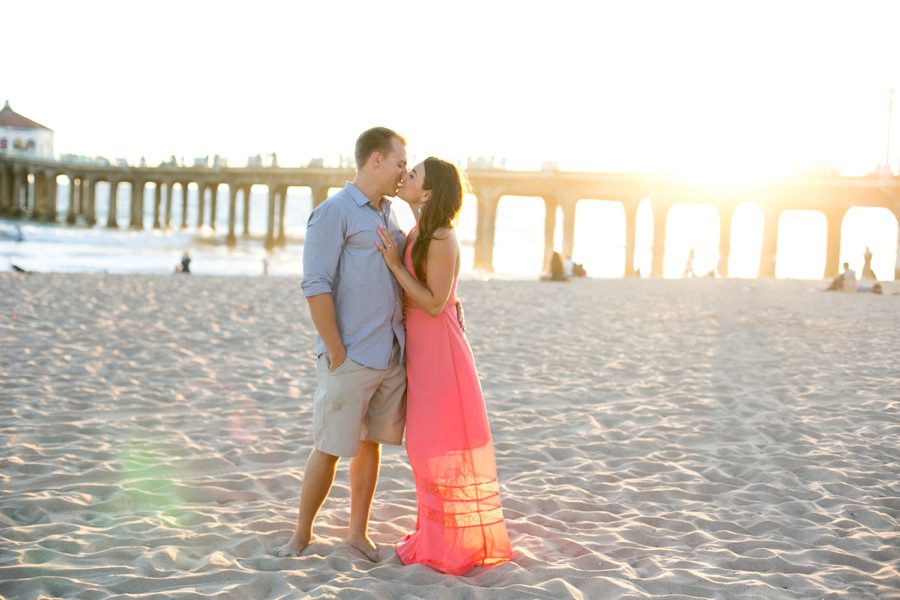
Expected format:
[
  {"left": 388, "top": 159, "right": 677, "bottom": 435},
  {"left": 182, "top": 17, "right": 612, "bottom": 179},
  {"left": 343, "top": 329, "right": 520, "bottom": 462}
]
[
  {"left": 857, "top": 282, "right": 883, "bottom": 294},
  {"left": 572, "top": 262, "right": 587, "bottom": 277},
  {"left": 825, "top": 262, "right": 857, "bottom": 292},
  {"left": 564, "top": 254, "right": 587, "bottom": 278},
  {"left": 683, "top": 249, "right": 696, "bottom": 278},
  {"left": 176, "top": 252, "right": 192, "bottom": 274},
  {"left": 275, "top": 127, "right": 408, "bottom": 562},
  {"left": 840, "top": 262, "right": 857, "bottom": 291},
  {"left": 375, "top": 156, "right": 513, "bottom": 574},
  {"left": 861, "top": 247, "right": 877, "bottom": 280},
  {"left": 542, "top": 251, "right": 568, "bottom": 282}
]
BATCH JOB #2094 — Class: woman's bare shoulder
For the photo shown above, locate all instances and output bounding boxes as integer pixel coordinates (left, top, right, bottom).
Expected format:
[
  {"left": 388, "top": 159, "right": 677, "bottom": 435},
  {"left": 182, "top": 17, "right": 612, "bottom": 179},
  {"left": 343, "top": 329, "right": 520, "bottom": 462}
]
[
  {"left": 432, "top": 226, "right": 458, "bottom": 242},
  {"left": 429, "top": 227, "right": 459, "bottom": 257}
]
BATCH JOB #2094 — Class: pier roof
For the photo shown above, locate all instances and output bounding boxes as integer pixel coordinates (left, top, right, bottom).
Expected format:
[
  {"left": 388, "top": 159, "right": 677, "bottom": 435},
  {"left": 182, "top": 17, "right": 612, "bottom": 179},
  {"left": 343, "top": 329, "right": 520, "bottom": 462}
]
[{"left": 0, "top": 101, "right": 52, "bottom": 131}]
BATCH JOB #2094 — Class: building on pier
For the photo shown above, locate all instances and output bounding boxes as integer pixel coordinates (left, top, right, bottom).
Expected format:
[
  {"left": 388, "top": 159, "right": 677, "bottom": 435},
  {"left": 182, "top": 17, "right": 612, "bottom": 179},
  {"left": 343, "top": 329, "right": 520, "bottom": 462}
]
[{"left": 0, "top": 101, "right": 53, "bottom": 158}]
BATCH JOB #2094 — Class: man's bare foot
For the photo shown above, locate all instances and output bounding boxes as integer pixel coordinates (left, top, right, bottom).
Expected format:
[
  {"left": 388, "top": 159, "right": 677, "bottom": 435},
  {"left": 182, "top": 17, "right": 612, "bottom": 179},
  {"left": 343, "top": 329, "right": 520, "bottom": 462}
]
[
  {"left": 273, "top": 533, "right": 312, "bottom": 557},
  {"left": 346, "top": 536, "right": 379, "bottom": 562}
]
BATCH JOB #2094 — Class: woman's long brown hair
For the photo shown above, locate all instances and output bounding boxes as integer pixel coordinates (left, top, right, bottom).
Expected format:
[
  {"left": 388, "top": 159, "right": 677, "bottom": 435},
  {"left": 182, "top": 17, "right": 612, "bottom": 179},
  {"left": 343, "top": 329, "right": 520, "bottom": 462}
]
[{"left": 411, "top": 157, "right": 464, "bottom": 285}]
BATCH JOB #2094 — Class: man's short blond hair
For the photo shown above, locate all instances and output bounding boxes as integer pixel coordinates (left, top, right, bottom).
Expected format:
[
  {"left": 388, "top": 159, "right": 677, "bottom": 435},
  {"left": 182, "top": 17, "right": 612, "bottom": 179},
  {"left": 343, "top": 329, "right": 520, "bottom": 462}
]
[{"left": 355, "top": 127, "right": 406, "bottom": 168}]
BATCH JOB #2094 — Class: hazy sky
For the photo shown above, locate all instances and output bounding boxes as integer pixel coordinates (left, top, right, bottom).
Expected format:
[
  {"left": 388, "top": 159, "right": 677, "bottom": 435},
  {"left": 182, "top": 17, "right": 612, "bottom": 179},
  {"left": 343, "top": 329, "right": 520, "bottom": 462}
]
[{"left": 5, "top": 0, "right": 899, "bottom": 177}]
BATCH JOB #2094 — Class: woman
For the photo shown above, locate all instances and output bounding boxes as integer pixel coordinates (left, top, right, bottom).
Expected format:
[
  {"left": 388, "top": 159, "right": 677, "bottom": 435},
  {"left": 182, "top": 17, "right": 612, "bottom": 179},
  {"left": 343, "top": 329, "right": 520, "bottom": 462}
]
[{"left": 375, "top": 157, "right": 513, "bottom": 575}]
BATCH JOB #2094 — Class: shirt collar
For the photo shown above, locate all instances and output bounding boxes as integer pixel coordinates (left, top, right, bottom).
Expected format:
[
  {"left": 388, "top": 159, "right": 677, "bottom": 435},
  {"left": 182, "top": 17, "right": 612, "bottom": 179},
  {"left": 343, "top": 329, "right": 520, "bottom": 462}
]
[{"left": 345, "top": 182, "right": 391, "bottom": 209}]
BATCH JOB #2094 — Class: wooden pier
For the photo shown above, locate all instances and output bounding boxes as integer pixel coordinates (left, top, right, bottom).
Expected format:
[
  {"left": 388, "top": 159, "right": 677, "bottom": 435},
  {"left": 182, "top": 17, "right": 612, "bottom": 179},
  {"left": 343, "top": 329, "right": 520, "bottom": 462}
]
[{"left": 2, "top": 155, "right": 898, "bottom": 278}]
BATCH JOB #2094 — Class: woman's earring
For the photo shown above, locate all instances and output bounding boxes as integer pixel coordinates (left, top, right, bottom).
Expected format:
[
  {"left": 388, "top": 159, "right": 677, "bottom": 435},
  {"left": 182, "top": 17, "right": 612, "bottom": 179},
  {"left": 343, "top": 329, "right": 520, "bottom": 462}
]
[{"left": 417, "top": 205, "right": 424, "bottom": 215}]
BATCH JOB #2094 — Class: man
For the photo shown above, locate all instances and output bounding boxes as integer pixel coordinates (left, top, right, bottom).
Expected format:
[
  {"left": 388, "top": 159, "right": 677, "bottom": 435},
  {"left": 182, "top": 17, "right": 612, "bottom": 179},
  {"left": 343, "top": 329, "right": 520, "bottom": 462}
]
[
  {"left": 826, "top": 262, "right": 858, "bottom": 292},
  {"left": 276, "top": 127, "right": 408, "bottom": 561},
  {"left": 840, "top": 261, "right": 858, "bottom": 292}
]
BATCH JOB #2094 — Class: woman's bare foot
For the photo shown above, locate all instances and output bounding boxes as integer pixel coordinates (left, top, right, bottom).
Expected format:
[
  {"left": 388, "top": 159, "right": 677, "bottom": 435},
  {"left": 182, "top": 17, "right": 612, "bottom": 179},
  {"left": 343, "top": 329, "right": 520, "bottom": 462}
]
[
  {"left": 346, "top": 535, "right": 379, "bottom": 562},
  {"left": 273, "top": 532, "right": 312, "bottom": 557}
]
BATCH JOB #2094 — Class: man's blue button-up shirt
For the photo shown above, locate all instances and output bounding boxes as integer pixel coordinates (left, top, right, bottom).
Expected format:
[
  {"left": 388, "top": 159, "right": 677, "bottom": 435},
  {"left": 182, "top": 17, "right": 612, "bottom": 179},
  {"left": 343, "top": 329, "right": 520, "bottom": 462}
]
[{"left": 301, "top": 182, "right": 406, "bottom": 369}]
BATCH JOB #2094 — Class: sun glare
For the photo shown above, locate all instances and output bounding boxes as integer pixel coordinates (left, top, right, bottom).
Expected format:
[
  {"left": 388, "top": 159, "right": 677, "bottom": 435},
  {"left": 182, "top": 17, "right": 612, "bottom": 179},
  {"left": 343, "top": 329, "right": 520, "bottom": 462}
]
[
  {"left": 776, "top": 211, "right": 828, "bottom": 279},
  {"left": 728, "top": 204, "right": 765, "bottom": 278}
]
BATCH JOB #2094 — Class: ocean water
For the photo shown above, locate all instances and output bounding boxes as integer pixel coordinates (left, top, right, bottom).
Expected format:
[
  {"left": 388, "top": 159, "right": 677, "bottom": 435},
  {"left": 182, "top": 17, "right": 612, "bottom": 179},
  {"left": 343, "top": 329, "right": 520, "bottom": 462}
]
[
  {"left": 0, "top": 183, "right": 485, "bottom": 278},
  {"left": 3, "top": 180, "right": 897, "bottom": 279}
]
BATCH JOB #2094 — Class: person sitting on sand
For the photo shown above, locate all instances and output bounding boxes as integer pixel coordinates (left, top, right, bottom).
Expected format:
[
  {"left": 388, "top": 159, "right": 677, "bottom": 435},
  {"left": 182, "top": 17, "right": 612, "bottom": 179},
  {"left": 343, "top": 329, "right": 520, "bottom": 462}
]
[
  {"left": 563, "top": 254, "right": 587, "bottom": 278},
  {"left": 857, "top": 282, "right": 883, "bottom": 294},
  {"left": 542, "top": 252, "right": 568, "bottom": 282},
  {"left": 826, "top": 262, "right": 856, "bottom": 292},
  {"left": 841, "top": 262, "right": 857, "bottom": 292}
]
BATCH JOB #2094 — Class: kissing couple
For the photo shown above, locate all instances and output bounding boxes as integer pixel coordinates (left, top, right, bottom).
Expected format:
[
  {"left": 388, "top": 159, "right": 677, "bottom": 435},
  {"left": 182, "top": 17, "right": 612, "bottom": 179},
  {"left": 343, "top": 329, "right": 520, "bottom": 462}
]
[{"left": 274, "top": 127, "right": 513, "bottom": 575}]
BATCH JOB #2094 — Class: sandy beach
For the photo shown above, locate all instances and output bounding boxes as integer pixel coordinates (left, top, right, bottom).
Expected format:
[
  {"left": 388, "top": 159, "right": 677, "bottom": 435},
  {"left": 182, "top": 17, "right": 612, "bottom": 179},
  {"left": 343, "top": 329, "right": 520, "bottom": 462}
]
[{"left": 1, "top": 273, "right": 898, "bottom": 599}]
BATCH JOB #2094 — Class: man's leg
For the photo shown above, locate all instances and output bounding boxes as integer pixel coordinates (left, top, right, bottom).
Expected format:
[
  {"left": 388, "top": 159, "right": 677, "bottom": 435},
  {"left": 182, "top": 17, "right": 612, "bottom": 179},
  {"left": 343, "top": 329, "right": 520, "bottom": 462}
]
[
  {"left": 347, "top": 440, "right": 381, "bottom": 561},
  {"left": 274, "top": 449, "right": 340, "bottom": 557}
]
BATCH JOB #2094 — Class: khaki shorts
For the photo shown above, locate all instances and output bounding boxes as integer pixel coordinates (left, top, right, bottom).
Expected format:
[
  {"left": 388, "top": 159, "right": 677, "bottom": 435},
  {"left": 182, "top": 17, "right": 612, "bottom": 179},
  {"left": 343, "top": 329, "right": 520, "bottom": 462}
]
[{"left": 312, "top": 341, "right": 406, "bottom": 458}]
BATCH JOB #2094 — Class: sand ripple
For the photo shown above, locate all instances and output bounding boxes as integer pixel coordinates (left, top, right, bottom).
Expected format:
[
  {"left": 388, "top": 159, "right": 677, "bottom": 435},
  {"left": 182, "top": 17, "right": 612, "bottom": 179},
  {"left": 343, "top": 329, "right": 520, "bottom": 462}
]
[{"left": 1, "top": 274, "right": 898, "bottom": 598}]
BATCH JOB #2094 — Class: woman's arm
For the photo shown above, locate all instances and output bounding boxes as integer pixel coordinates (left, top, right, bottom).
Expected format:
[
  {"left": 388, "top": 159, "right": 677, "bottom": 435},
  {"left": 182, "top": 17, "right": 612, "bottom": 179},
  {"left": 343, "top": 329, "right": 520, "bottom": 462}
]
[{"left": 376, "top": 226, "right": 458, "bottom": 318}]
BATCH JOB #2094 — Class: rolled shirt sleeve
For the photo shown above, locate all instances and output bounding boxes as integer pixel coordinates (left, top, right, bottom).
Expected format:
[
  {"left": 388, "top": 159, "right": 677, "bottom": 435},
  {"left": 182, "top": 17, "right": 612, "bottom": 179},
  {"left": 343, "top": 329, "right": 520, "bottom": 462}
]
[{"left": 301, "top": 202, "right": 345, "bottom": 297}]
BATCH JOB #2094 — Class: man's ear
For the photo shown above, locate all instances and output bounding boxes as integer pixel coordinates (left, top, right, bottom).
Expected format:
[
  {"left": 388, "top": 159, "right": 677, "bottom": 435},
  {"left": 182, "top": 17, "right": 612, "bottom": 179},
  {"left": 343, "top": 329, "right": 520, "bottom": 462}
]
[{"left": 371, "top": 151, "right": 383, "bottom": 169}]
